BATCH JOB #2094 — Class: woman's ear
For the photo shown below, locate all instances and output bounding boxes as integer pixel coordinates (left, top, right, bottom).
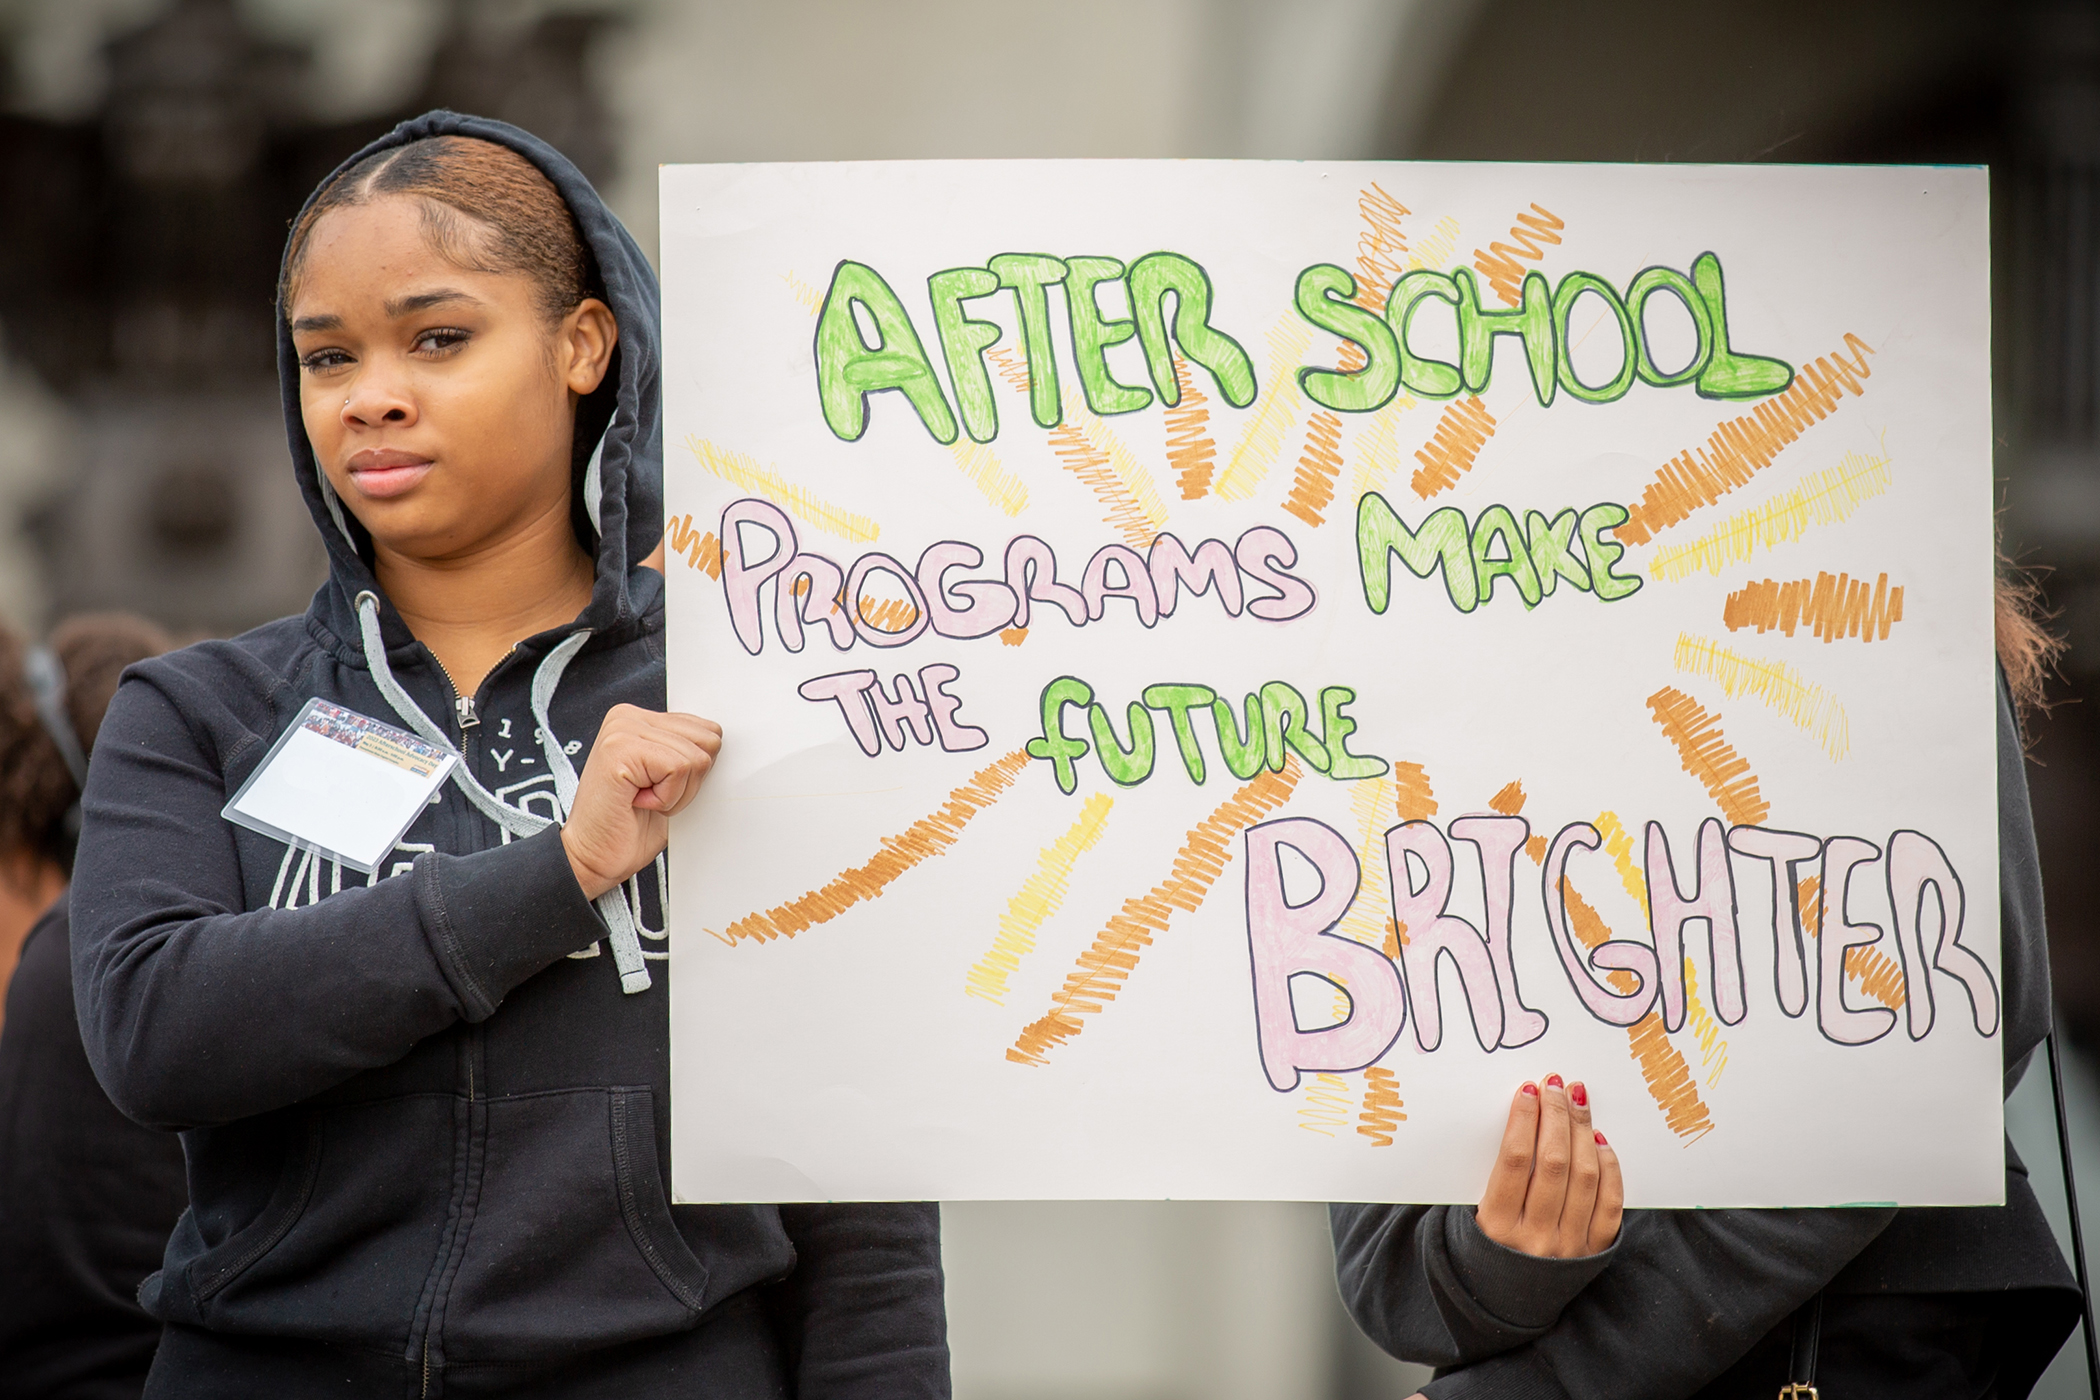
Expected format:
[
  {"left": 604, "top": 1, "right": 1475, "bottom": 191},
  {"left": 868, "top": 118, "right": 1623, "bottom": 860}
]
[{"left": 560, "top": 297, "right": 619, "bottom": 396}]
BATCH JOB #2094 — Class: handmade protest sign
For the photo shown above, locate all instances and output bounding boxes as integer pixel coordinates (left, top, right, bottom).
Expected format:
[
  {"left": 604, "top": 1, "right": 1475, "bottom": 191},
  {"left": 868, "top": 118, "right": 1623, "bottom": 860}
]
[{"left": 660, "top": 161, "right": 1996, "bottom": 1207}]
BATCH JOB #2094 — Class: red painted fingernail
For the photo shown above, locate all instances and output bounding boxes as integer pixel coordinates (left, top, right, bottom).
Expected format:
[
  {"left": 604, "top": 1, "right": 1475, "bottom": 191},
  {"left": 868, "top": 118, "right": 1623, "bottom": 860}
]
[
  {"left": 1594, "top": 1130, "right": 1609, "bottom": 1146},
  {"left": 1520, "top": 1082, "right": 1539, "bottom": 1097},
  {"left": 1570, "top": 1082, "right": 1588, "bottom": 1107},
  {"left": 1545, "top": 1073, "right": 1564, "bottom": 1090}
]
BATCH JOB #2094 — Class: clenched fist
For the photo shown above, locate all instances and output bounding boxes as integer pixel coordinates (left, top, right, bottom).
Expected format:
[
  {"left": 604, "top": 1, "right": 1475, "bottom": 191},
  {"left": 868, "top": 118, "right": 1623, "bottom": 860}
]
[{"left": 560, "top": 704, "right": 722, "bottom": 900}]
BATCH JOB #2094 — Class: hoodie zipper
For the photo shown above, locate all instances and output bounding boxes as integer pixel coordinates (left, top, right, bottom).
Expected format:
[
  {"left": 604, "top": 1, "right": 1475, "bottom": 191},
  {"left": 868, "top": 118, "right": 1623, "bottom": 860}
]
[{"left": 408, "top": 641, "right": 528, "bottom": 1391}]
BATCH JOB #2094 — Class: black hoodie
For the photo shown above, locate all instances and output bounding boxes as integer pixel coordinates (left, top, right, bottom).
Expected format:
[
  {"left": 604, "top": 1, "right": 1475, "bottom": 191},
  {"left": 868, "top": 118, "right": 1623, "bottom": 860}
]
[{"left": 70, "top": 111, "right": 949, "bottom": 1396}]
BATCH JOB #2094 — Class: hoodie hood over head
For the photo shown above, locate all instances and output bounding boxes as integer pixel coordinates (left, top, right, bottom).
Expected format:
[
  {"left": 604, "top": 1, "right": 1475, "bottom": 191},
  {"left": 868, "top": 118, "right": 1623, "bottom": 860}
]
[{"left": 278, "top": 109, "right": 664, "bottom": 654}]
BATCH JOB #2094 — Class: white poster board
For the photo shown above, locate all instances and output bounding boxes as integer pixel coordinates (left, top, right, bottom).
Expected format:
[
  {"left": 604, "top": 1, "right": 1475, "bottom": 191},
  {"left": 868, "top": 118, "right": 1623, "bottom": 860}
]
[{"left": 660, "top": 161, "right": 1999, "bottom": 1207}]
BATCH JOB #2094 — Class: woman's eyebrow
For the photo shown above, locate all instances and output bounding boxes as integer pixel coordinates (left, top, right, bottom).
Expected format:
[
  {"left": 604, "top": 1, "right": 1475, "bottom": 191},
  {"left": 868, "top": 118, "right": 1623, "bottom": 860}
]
[
  {"left": 290, "top": 313, "right": 342, "bottom": 333},
  {"left": 385, "top": 288, "right": 482, "bottom": 317}
]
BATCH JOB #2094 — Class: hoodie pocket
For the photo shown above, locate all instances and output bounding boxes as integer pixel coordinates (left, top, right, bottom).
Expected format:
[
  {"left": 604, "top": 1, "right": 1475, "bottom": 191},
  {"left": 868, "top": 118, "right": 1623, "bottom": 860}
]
[{"left": 438, "top": 1086, "right": 711, "bottom": 1362}]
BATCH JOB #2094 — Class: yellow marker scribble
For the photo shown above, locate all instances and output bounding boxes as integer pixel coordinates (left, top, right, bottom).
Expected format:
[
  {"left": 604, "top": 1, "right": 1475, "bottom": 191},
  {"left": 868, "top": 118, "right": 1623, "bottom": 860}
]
[
  {"left": 1514, "top": 791, "right": 1714, "bottom": 1138},
  {"left": 1299, "top": 1073, "right": 1354, "bottom": 1138},
  {"left": 718, "top": 751, "right": 1030, "bottom": 945},
  {"left": 1214, "top": 317, "right": 1314, "bottom": 502},
  {"left": 965, "top": 793, "right": 1114, "bottom": 1005},
  {"left": 1648, "top": 448, "right": 1892, "bottom": 583},
  {"left": 781, "top": 270, "right": 824, "bottom": 315},
  {"left": 1646, "top": 687, "right": 1771, "bottom": 826},
  {"left": 1673, "top": 633, "right": 1850, "bottom": 761},
  {"left": 686, "top": 437, "right": 881, "bottom": 543},
  {"left": 1620, "top": 336, "right": 1876, "bottom": 545},
  {"left": 1357, "top": 1066, "right": 1407, "bottom": 1146},
  {"left": 1337, "top": 774, "right": 1400, "bottom": 953},
  {"left": 947, "top": 440, "right": 1030, "bottom": 516},
  {"left": 1472, "top": 204, "right": 1565, "bottom": 306},
  {"left": 1010, "top": 764, "right": 1301, "bottom": 1065},
  {"left": 1724, "top": 571, "right": 1905, "bottom": 644}
]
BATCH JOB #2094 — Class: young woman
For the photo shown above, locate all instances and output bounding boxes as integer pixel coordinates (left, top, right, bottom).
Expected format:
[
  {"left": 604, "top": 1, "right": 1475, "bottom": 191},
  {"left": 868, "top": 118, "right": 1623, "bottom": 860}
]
[
  {"left": 70, "top": 114, "right": 949, "bottom": 1396},
  {"left": 1332, "top": 582, "right": 2081, "bottom": 1398},
  {"left": 0, "top": 611, "right": 184, "bottom": 1397}
]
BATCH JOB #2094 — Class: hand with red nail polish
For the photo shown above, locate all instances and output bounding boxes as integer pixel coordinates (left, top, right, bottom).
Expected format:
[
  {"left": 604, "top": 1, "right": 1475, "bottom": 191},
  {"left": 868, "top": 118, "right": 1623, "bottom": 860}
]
[{"left": 1475, "top": 1074, "right": 1624, "bottom": 1258}]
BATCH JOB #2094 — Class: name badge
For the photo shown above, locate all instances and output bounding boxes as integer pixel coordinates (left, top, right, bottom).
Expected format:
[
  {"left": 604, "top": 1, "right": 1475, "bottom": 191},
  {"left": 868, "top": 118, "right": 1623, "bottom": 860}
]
[{"left": 223, "top": 698, "right": 458, "bottom": 874}]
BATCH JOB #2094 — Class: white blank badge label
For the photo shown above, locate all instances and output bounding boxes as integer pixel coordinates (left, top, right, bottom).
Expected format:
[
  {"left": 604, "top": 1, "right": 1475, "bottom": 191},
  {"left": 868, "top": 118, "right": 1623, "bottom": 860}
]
[{"left": 224, "top": 699, "right": 457, "bottom": 873}]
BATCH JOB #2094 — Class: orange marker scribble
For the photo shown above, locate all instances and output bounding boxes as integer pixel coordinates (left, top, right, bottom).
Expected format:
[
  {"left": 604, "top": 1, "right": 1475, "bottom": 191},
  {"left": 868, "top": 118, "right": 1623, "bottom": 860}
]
[
  {"left": 857, "top": 596, "right": 921, "bottom": 635},
  {"left": 1646, "top": 687, "right": 1770, "bottom": 826},
  {"left": 1009, "top": 764, "right": 1300, "bottom": 1064},
  {"left": 999, "top": 626, "right": 1028, "bottom": 647},
  {"left": 1357, "top": 1066, "right": 1407, "bottom": 1146},
  {"left": 665, "top": 514, "right": 722, "bottom": 579},
  {"left": 1353, "top": 185, "right": 1412, "bottom": 312},
  {"left": 985, "top": 346, "right": 1032, "bottom": 395},
  {"left": 719, "top": 750, "right": 1031, "bottom": 945},
  {"left": 1618, "top": 336, "right": 1876, "bottom": 545},
  {"left": 1282, "top": 410, "right": 1346, "bottom": 527},
  {"left": 1167, "top": 357, "right": 1218, "bottom": 501},
  {"left": 1488, "top": 780, "right": 1526, "bottom": 816},
  {"left": 1411, "top": 397, "right": 1497, "bottom": 498},
  {"left": 1392, "top": 762, "right": 1438, "bottom": 822},
  {"left": 1797, "top": 874, "right": 1906, "bottom": 1011},
  {"left": 1724, "top": 571, "right": 1905, "bottom": 644},
  {"left": 1472, "top": 204, "right": 1565, "bottom": 306},
  {"left": 1514, "top": 791, "right": 1714, "bottom": 1140}
]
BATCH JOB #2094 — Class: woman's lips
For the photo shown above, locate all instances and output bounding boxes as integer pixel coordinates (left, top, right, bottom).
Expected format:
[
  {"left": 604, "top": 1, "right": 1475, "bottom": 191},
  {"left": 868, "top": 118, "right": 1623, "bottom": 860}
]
[{"left": 344, "top": 451, "right": 433, "bottom": 499}]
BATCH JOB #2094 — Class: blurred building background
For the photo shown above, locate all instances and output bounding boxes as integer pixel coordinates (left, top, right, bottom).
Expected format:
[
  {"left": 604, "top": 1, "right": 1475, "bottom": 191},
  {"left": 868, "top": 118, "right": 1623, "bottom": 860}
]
[{"left": 1, "top": 0, "right": 2097, "bottom": 1395}]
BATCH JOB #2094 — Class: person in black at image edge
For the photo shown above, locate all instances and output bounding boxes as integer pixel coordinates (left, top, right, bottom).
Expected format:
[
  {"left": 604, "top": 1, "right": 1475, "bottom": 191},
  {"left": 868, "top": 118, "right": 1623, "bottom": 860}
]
[
  {"left": 0, "top": 613, "right": 182, "bottom": 1399},
  {"left": 67, "top": 111, "right": 949, "bottom": 1397}
]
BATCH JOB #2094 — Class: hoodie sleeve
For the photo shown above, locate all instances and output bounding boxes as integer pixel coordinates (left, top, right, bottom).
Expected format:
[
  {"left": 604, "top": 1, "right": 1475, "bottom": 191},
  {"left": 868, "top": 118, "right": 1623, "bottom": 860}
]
[
  {"left": 1364, "top": 1206, "right": 1893, "bottom": 1400},
  {"left": 70, "top": 674, "right": 610, "bottom": 1130},
  {"left": 766, "top": 1203, "right": 951, "bottom": 1400}
]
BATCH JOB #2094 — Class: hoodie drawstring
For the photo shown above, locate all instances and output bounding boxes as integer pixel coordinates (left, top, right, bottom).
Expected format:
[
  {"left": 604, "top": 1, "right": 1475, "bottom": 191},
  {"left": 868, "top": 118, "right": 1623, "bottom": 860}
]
[{"left": 355, "top": 591, "right": 652, "bottom": 993}]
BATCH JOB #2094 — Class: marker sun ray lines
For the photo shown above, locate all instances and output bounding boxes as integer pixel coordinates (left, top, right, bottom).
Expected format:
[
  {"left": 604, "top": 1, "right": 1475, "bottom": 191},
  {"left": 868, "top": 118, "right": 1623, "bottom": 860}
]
[
  {"left": 1411, "top": 397, "right": 1498, "bottom": 498},
  {"left": 965, "top": 793, "right": 1115, "bottom": 1005},
  {"left": 1213, "top": 316, "right": 1314, "bottom": 502},
  {"left": 1672, "top": 633, "right": 1851, "bottom": 761},
  {"left": 686, "top": 437, "right": 881, "bottom": 543},
  {"left": 1472, "top": 204, "right": 1565, "bottom": 307},
  {"left": 1648, "top": 448, "right": 1894, "bottom": 583},
  {"left": 1357, "top": 1066, "right": 1406, "bottom": 1146},
  {"left": 1008, "top": 763, "right": 1301, "bottom": 1065},
  {"left": 716, "top": 750, "right": 1031, "bottom": 945},
  {"left": 1049, "top": 392, "right": 1172, "bottom": 549},
  {"left": 1166, "top": 357, "right": 1219, "bottom": 500},
  {"left": 1646, "top": 687, "right": 1771, "bottom": 826},
  {"left": 1299, "top": 1073, "right": 1354, "bottom": 1137},
  {"left": 1724, "top": 572, "right": 1905, "bottom": 643},
  {"left": 1619, "top": 336, "right": 1876, "bottom": 546}
]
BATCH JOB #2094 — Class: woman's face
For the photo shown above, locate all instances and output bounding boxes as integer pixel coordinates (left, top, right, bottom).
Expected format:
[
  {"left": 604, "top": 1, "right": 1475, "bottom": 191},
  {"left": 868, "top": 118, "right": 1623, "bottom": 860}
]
[{"left": 289, "top": 195, "right": 616, "bottom": 565}]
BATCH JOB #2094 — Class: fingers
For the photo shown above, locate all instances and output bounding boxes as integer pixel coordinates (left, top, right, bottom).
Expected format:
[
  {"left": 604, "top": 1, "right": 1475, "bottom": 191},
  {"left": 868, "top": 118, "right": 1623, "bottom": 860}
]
[
  {"left": 1555, "top": 1081, "right": 1602, "bottom": 1257},
  {"left": 1475, "top": 1082, "right": 1540, "bottom": 1247},
  {"left": 1520, "top": 1074, "right": 1574, "bottom": 1246},
  {"left": 1589, "top": 1130, "right": 1625, "bottom": 1254}
]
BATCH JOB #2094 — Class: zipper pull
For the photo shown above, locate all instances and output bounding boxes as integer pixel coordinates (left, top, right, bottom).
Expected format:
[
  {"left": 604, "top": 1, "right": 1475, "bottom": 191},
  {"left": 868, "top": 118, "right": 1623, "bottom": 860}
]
[{"left": 456, "top": 694, "right": 479, "bottom": 730}]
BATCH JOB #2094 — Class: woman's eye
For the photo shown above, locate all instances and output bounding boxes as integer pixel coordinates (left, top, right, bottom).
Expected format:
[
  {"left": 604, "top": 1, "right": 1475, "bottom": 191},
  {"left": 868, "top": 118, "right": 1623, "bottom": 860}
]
[
  {"left": 414, "top": 328, "right": 470, "bottom": 356},
  {"left": 299, "top": 349, "right": 352, "bottom": 373}
]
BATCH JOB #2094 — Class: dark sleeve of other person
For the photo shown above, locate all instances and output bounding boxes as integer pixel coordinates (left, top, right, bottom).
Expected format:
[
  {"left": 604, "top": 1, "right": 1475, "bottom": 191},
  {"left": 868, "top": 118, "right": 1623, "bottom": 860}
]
[{"left": 0, "top": 901, "right": 187, "bottom": 1400}]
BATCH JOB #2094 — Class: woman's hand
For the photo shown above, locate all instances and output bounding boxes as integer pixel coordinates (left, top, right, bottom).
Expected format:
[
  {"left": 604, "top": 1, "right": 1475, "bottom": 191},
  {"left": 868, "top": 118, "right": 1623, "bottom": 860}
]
[
  {"left": 560, "top": 704, "right": 721, "bottom": 900},
  {"left": 1474, "top": 1075, "right": 1623, "bottom": 1258}
]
